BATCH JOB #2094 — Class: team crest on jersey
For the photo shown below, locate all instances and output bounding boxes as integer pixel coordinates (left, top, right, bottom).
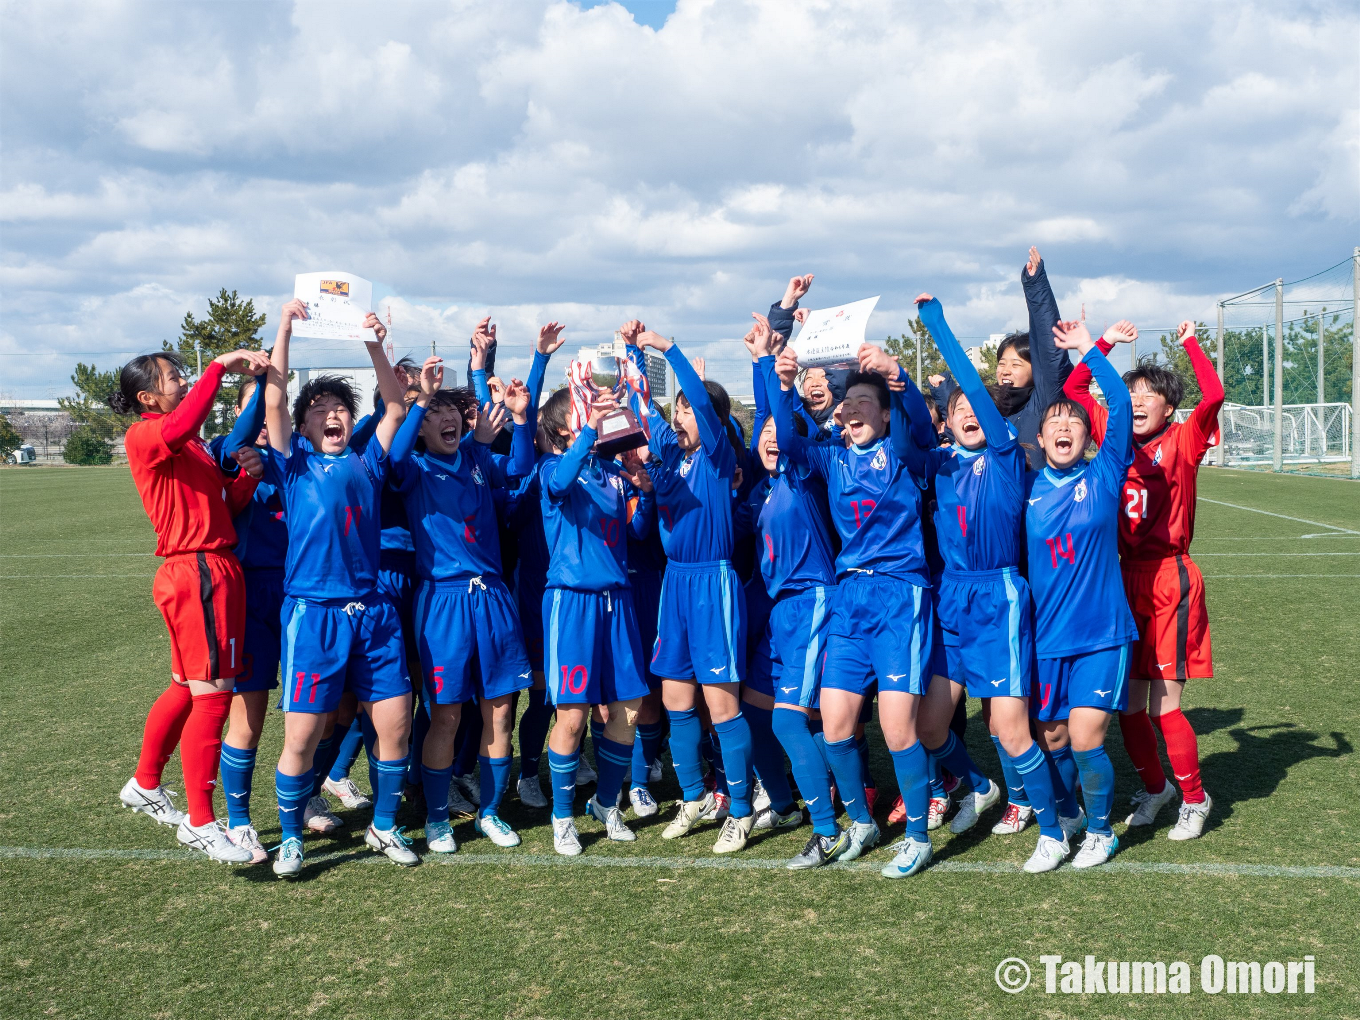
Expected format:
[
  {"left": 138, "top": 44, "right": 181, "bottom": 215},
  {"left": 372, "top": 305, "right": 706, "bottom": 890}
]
[
  {"left": 471, "top": 465, "right": 486, "bottom": 486},
  {"left": 871, "top": 447, "right": 887, "bottom": 470},
  {"left": 680, "top": 456, "right": 694, "bottom": 478},
  {"left": 1152, "top": 447, "right": 1163, "bottom": 466},
  {"left": 973, "top": 456, "right": 985, "bottom": 476},
  {"left": 1074, "top": 479, "right": 1088, "bottom": 502}
]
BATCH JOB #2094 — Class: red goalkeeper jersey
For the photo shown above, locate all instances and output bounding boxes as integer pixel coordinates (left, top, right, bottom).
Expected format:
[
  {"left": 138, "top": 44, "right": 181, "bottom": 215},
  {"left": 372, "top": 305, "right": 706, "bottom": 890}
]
[{"left": 1063, "top": 334, "right": 1224, "bottom": 563}]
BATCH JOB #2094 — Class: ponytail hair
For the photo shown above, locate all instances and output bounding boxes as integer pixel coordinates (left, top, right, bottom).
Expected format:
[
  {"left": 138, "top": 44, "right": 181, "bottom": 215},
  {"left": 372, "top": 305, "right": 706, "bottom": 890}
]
[
  {"left": 676, "top": 379, "right": 744, "bottom": 461},
  {"left": 109, "top": 353, "right": 186, "bottom": 416}
]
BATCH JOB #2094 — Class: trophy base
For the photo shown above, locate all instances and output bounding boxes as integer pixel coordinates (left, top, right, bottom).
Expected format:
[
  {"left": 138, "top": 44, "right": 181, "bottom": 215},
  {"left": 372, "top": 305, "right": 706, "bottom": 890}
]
[{"left": 593, "top": 407, "right": 649, "bottom": 458}]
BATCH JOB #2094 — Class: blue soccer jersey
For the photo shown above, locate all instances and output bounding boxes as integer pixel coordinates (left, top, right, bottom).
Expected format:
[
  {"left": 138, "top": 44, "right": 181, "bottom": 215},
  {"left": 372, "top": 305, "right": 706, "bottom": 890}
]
[
  {"left": 389, "top": 403, "right": 535, "bottom": 582},
  {"left": 260, "top": 433, "right": 389, "bottom": 599},
  {"left": 541, "top": 425, "right": 653, "bottom": 592},
  {"left": 773, "top": 371, "right": 933, "bottom": 585},
  {"left": 1025, "top": 346, "right": 1139, "bottom": 658},
  {"left": 644, "top": 343, "right": 736, "bottom": 564},
  {"left": 209, "top": 384, "right": 288, "bottom": 571}
]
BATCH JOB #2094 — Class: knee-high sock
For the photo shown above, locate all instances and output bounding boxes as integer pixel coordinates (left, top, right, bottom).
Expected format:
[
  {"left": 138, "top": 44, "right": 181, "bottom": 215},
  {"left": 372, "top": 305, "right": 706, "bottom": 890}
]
[
  {"left": 453, "top": 703, "right": 482, "bottom": 777},
  {"left": 927, "top": 751, "right": 946, "bottom": 799},
  {"left": 744, "top": 704, "right": 795, "bottom": 814},
  {"left": 631, "top": 721, "right": 663, "bottom": 790},
  {"left": 517, "top": 688, "right": 551, "bottom": 781},
  {"left": 925, "top": 730, "right": 989, "bottom": 795},
  {"left": 889, "top": 742, "right": 930, "bottom": 843},
  {"left": 701, "top": 729, "right": 728, "bottom": 796},
  {"left": 773, "top": 709, "right": 837, "bottom": 836},
  {"left": 666, "top": 708, "right": 706, "bottom": 801},
  {"left": 823, "top": 736, "right": 871, "bottom": 825},
  {"left": 593, "top": 736, "right": 632, "bottom": 810},
  {"left": 311, "top": 736, "right": 340, "bottom": 797},
  {"left": 589, "top": 718, "right": 605, "bottom": 771},
  {"left": 1152, "top": 709, "right": 1204, "bottom": 804},
  {"left": 1120, "top": 710, "right": 1168, "bottom": 794},
  {"left": 477, "top": 754, "right": 513, "bottom": 818},
  {"left": 359, "top": 712, "right": 378, "bottom": 795},
  {"left": 370, "top": 757, "right": 407, "bottom": 830},
  {"left": 331, "top": 716, "right": 367, "bottom": 782},
  {"left": 180, "top": 690, "right": 232, "bottom": 826},
  {"left": 134, "top": 681, "right": 193, "bottom": 789},
  {"left": 219, "top": 743, "right": 257, "bottom": 828},
  {"left": 1071, "top": 746, "right": 1115, "bottom": 835},
  {"left": 1045, "top": 744, "right": 1081, "bottom": 817},
  {"left": 421, "top": 762, "right": 454, "bottom": 824},
  {"left": 275, "top": 768, "right": 313, "bottom": 842},
  {"left": 856, "top": 735, "right": 876, "bottom": 790},
  {"left": 547, "top": 747, "right": 579, "bottom": 819},
  {"left": 991, "top": 734, "right": 1029, "bottom": 807},
  {"left": 1010, "top": 742, "right": 1061, "bottom": 840},
  {"left": 712, "top": 715, "right": 755, "bottom": 818}
]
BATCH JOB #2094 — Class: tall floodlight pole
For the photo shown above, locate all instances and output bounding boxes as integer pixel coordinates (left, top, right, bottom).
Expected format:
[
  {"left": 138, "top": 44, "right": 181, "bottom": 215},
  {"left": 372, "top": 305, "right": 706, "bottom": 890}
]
[
  {"left": 1216, "top": 302, "right": 1226, "bottom": 466},
  {"left": 1351, "top": 248, "right": 1359, "bottom": 479},
  {"left": 1273, "top": 278, "right": 1284, "bottom": 472}
]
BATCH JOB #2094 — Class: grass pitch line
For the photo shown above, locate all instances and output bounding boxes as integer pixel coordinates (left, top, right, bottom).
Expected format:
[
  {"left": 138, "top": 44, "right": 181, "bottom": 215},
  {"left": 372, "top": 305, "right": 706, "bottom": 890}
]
[
  {"left": 2, "top": 845, "right": 1358, "bottom": 880},
  {"left": 1198, "top": 497, "right": 1360, "bottom": 537}
]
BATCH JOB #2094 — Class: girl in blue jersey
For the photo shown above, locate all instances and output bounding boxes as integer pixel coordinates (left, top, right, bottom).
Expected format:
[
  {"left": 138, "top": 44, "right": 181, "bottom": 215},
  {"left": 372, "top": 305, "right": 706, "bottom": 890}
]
[
  {"left": 1025, "top": 319, "right": 1139, "bottom": 869},
  {"left": 260, "top": 301, "right": 418, "bottom": 877},
  {"left": 389, "top": 355, "right": 538, "bottom": 853},
  {"left": 902, "top": 294, "right": 1072, "bottom": 872},
  {"left": 773, "top": 341, "right": 938, "bottom": 879},
  {"left": 538, "top": 374, "right": 656, "bottom": 856},
  {"left": 627, "top": 324, "right": 759, "bottom": 855}
]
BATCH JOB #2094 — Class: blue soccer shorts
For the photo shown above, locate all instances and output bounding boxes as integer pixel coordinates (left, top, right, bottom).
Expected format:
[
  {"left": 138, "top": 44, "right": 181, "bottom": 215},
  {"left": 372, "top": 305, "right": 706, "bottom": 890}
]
[
  {"left": 938, "top": 567, "right": 1034, "bottom": 699},
  {"left": 768, "top": 585, "right": 831, "bottom": 710},
  {"left": 544, "top": 587, "right": 650, "bottom": 707},
  {"left": 927, "top": 580, "right": 949, "bottom": 681},
  {"left": 1031, "top": 643, "right": 1132, "bottom": 721},
  {"left": 415, "top": 576, "right": 534, "bottom": 705},
  {"left": 517, "top": 573, "right": 546, "bottom": 673},
  {"left": 628, "top": 566, "right": 664, "bottom": 689},
  {"left": 650, "top": 560, "right": 746, "bottom": 684},
  {"left": 235, "top": 568, "right": 284, "bottom": 693},
  {"left": 822, "top": 574, "right": 933, "bottom": 697},
  {"left": 280, "top": 594, "right": 412, "bottom": 714}
]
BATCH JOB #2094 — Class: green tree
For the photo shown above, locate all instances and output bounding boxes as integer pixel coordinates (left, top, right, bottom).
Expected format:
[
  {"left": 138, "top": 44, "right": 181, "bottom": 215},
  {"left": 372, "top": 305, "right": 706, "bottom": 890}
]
[
  {"left": 0, "top": 412, "right": 22, "bottom": 453},
  {"left": 164, "top": 288, "right": 267, "bottom": 434},
  {"left": 885, "top": 313, "right": 997, "bottom": 388},
  {"left": 63, "top": 425, "right": 114, "bottom": 465},
  {"left": 58, "top": 361, "right": 128, "bottom": 438}
]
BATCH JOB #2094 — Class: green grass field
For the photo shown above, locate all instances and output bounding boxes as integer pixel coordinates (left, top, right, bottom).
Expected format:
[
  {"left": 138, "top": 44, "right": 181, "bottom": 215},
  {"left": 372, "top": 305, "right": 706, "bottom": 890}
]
[{"left": 1, "top": 465, "right": 1357, "bottom": 1019}]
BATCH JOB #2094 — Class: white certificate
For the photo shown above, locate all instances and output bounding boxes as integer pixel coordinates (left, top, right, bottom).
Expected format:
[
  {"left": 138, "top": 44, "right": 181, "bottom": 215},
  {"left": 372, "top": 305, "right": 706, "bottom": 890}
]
[
  {"left": 791, "top": 296, "right": 881, "bottom": 367},
  {"left": 290, "top": 272, "right": 374, "bottom": 344}
]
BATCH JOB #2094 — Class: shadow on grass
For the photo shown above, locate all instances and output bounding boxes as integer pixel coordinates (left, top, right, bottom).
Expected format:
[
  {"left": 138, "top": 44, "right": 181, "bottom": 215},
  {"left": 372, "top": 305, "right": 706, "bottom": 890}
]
[{"left": 1198, "top": 720, "right": 1352, "bottom": 825}]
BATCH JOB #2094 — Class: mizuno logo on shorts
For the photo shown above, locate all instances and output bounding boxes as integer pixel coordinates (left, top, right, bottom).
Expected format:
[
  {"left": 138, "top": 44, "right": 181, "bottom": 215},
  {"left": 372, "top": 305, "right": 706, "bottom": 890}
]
[
  {"left": 709, "top": 667, "right": 725, "bottom": 674},
  {"left": 780, "top": 686, "right": 798, "bottom": 693},
  {"left": 886, "top": 673, "right": 906, "bottom": 682},
  {"left": 1094, "top": 689, "right": 1111, "bottom": 696},
  {"left": 991, "top": 679, "right": 1004, "bottom": 687},
  {"left": 1157, "top": 662, "right": 1174, "bottom": 669}
]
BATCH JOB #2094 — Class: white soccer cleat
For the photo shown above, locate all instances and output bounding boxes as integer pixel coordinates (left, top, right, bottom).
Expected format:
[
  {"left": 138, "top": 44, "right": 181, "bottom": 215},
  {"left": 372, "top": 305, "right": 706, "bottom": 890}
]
[
  {"left": 880, "top": 837, "right": 933, "bottom": 879},
  {"left": 752, "top": 805, "right": 803, "bottom": 831},
  {"left": 552, "top": 815, "right": 583, "bottom": 856},
  {"left": 629, "top": 786, "right": 659, "bottom": 818},
  {"left": 698, "top": 790, "right": 730, "bottom": 822},
  {"left": 713, "top": 813, "right": 755, "bottom": 854},
  {"left": 991, "top": 803, "right": 1035, "bottom": 835},
  {"left": 452, "top": 773, "right": 481, "bottom": 807},
  {"left": 751, "top": 778, "right": 771, "bottom": 814},
  {"left": 120, "top": 777, "right": 186, "bottom": 827},
  {"left": 839, "top": 819, "right": 881, "bottom": 862},
  {"left": 424, "top": 819, "right": 458, "bottom": 853},
  {"left": 176, "top": 819, "right": 254, "bottom": 864},
  {"left": 225, "top": 823, "right": 268, "bottom": 864},
  {"left": 322, "top": 776, "right": 372, "bottom": 810},
  {"left": 1124, "top": 783, "right": 1177, "bottom": 827},
  {"left": 575, "top": 757, "right": 597, "bottom": 787},
  {"left": 949, "top": 778, "right": 1001, "bottom": 834},
  {"left": 586, "top": 796, "right": 637, "bottom": 842},
  {"left": 648, "top": 759, "right": 664, "bottom": 784},
  {"left": 1022, "top": 834, "right": 1070, "bottom": 873},
  {"left": 661, "top": 799, "right": 707, "bottom": 840},
  {"left": 272, "top": 836, "right": 304, "bottom": 878},
  {"left": 1071, "top": 830, "right": 1119, "bottom": 869},
  {"left": 365, "top": 824, "right": 420, "bottom": 866},
  {"left": 1059, "top": 807, "right": 1087, "bottom": 840},
  {"left": 474, "top": 813, "right": 523, "bottom": 848},
  {"left": 303, "top": 795, "right": 343, "bottom": 834},
  {"left": 927, "top": 796, "right": 950, "bottom": 830},
  {"left": 517, "top": 774, "right": 548, "bottom": 809},
  {"left": 1167, "top": 792, "right": 1212, "bottom": 841}
]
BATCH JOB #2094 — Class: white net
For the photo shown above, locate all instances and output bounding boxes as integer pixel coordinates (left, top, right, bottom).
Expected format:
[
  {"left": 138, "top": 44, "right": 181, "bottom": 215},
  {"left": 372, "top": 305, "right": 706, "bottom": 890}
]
[{"left": 1178, "top": 402, "right": 1352, "bottom": 465}]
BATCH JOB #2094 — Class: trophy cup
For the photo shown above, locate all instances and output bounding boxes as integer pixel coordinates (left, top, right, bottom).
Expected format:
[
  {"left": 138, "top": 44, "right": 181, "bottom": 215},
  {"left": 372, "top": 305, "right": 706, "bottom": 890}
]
[{"left": 590, "top": 331, "right": 649, "bottom": 457}]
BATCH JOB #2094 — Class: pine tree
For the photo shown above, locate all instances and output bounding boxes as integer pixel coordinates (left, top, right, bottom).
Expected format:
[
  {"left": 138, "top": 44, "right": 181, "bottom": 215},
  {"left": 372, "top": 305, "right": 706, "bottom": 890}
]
[{"left": 163, "top": 289, "right": 267, "bottom": 434}]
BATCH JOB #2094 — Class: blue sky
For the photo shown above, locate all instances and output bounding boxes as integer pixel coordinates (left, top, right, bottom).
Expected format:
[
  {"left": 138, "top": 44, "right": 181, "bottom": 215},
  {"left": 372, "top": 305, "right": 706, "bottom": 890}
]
[{"left": 1, "top": 0, "right": 1355, "bottom": 397}]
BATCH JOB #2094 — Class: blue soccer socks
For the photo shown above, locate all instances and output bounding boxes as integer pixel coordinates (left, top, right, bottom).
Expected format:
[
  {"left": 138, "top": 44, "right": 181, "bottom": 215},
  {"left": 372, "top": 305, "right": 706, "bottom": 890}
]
[
  {"left": 1010, "top": 742, "right": 1062, "bottom": 840},
  {"left": 310, "top": 735, "right": 339, "bottom": 798},
  {"left": 422, "top": 762, "right": 455, "bottom": 824},
  {"left": 547, "top": 747, "right": 580, "bottom": 819},
  {"left": 275, "top": 768, "right": 313, "bottom": 842},
  {"left": 370, "top": 757, "right": 407, "bottom": 830},
  {"left": 889, "top": 742, "right": 930, "bottom": 842},
  {"left": 478, "top": 754, "right": 513, "bottom": 819},
  {"left": 744, "top": 703, "right": 796, "bottom": 815},
  {"left": 712, "top": 714, "right": 755, "bottom": 818},
  {"left": 773, "top": 708, "right": 837, "bottom": 836},
  {"left": 1072, "top": 746, "right": 1116, "bottom": 835},
  {"left": 666, "top": 708, "right": 707, "bottom": 801},
  {"left": 992, "top": 734, "right": 1031, "bottom": 808},
  {"left": 824, "top": 736, "right": 871, "bottom": 825},
  {"left": 593, "top": 736, "right": 633, "bottom": 810},
  {"left": 1045, "top": 744, "right": 1081, "bottom": 818},
  {"left": 219, "top": 743, "right": 257, "bottom": 829},
  {"left": 631, "top": 721, "right": 664, "bottom": 790},
  {"left": 925, "top": 730, "right": 989, "bottom": 795}
]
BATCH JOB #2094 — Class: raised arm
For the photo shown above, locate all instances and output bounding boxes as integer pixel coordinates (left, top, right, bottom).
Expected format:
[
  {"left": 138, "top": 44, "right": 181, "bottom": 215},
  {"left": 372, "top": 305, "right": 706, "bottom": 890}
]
[
  {"left": 1021, "top": 247, "right": 1074, "bottom": 410},
  {"left": 636, "top": 333, "right": 726, "bottom": 459},
  {"left": 215, "top": 369, "right": 268, "bottom": 471},
  {"left": 1180, "top": 321, "right": 1224, "bottom": 455},
  {"left": 469, "top": 317, "right": 496, "bottom": 407},
  {"left": 364, "top": 322, "right": 407, "bottom": 454},
  {"left": 915, "top": 295, "right": 1015, "bottom": 452},
  {"left": 497, "top": 377, "right": 537, "bottom": 480},
  {"left": 1054, "top": 320, "right": 1131, "bottom": 487},
  {"left": 772, "top": 350, "right": 820, "bottom": 470},
  {"left": 264, "top": 299, "right": 307, "bottom": 454},
  {"left": 1063, "top": 321, "right": 1134, "bottom": 446},
  {"left": 545, "top": 396, "right": 613, "bottom": 499}
]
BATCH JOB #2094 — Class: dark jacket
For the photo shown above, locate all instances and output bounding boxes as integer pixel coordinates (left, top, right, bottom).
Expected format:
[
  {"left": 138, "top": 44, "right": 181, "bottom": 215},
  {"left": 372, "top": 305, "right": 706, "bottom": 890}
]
[{"left": 1011, "top": 259, "right": 1073, "bottom": 469}]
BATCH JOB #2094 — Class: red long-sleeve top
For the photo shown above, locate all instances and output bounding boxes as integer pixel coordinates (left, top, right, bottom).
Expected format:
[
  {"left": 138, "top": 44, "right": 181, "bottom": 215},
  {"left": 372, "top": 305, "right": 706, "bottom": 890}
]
[
  {"left": 1063, "top": 334, "right": 1224, "bottom": 563},
  {"left": 123, "top": 361, "right": 258, "bottom": 557}
]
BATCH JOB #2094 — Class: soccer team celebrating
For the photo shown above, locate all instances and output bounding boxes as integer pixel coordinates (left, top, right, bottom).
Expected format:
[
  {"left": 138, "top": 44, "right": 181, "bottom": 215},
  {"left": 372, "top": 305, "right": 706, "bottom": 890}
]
[{"left": 112, "top": 247, "right": 1224, "bottom": 878}]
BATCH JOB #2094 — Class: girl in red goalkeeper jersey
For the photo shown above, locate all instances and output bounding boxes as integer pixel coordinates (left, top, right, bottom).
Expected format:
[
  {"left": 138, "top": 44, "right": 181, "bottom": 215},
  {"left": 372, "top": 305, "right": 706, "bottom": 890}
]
[
  {"left": 112, "top": 346, "right": 272, "bottom": 863},
  {"left": 1062, "top": 319, "right": 1224, "bottom": 840}
]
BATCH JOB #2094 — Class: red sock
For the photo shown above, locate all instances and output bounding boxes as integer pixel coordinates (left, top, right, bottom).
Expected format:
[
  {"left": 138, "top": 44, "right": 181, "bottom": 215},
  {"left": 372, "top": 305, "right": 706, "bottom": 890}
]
[
  {"left": 134, "top": 682, "right": 193, "bottom": 789},
  {"left": 179, "top": 690, "right": 233, "bottom": 826},
  {"left": 1152, "top": 709, "right": 1204, "bottom": 804},
  {"left": 1119, "top": 710, "right": 1168, "bottom": 794}
]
